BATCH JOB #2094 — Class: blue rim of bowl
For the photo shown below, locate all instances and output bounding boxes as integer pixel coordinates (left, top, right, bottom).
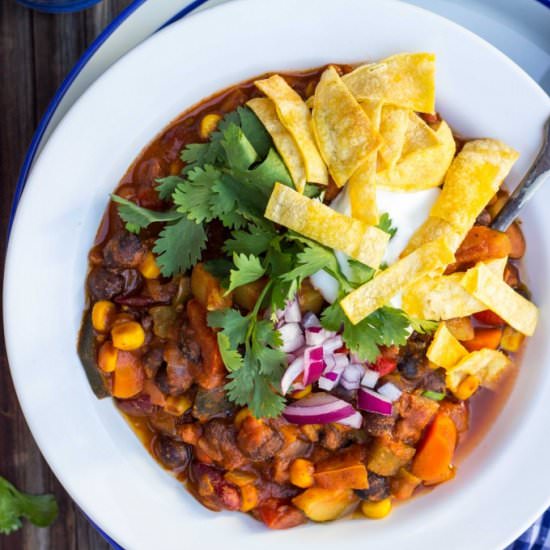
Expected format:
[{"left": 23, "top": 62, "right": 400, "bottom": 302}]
[
  {"left": 14, "top": 0, "right": 103, "bottom": 14},
  {"left": 7, "top": 0, "right": 550, "bottom": 548}
]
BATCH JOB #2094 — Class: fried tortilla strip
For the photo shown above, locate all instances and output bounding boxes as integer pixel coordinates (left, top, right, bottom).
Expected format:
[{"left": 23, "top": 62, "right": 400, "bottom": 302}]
[
  {"left": 247, "top": 98, "right": 307, "bottom": 192},
  {"left": 361, "top": 99, "right": 383, "bottom": 129},
  {"left": 265, "top": 182, "right": 389, "bottom": 268},
  {"left": 427, "top": 323, "right": 468, "bottom": 369},
  {"left": 342, "top": 53, "right": 436, "bottom": 114},
  {"left": 430, "top": 139, "right": 519, "bottom": 235},
  {"left": 340, "top": 237, "right": 455, "bottom": 324},
  {"left": 446, "top": 349, "right": 512, "bottom": 393},
  {"left": 312, "top": 66, "right": 380, "bottom": 187},
  {"left": 400, "top": 216, "right": 463, "bottom": 258},
  {"left": 255, "top": 75, "right": 327, "bottom": 185},
  {"left": 461, "top": 262, "right": 538, "bottom": 336},
  {"left": 348, "top": 153, "right": 379, "bottom": 225},
  {"left": 400, "top": 112, "right": 441, "bottom": 157},
  {"left": 376, "top": 120, "right": 456, "bottom": 192},
  {"left": 377, "top": 105, "right": 408, "bottom": 170},
  {"left": 401, "top": 138, "right": 518, "bottom": 254},
  {"left": 402, "top": 258, "right": 507, "bottom": 321}
]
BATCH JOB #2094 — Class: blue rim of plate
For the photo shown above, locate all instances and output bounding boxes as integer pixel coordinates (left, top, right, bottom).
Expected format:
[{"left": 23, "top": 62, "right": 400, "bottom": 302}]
[
  {"left": 14, "top": 0, "right": 103, "bottom": 14},
  {"left": 7, "top": 0, "right": 550, "bottom": 548}
]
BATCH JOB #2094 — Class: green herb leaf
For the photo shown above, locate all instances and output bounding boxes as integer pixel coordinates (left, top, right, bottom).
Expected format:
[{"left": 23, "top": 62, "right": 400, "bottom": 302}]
[
  {"left": 173, "top": 165, "right": 221, "bottom": 223},
  {"left": 280, "top": 243, "right": 338, "bottom": 282},
  {"left": 321, "top": 303, "right": 410, "bottom": 362},
  {"left": 348, "top": 259, "right": 376, "bottom": 287},
  {"left": 153, "top": 217, "right": 207, "bottom": 276},
  {"left": 203, "top": 258, "right": 233, "bottom": 284},
  {"left": 377, "top": 212, "right": 398, "bottom": 239},
  {"left": 223, "top": 224, "right": 276, "bottom": 256},
  {"left": 217, "top": 333, "right": 244, "bottom": 372},
  {"left": 226, "top": 253, "right": 266, "bottom": 293},
  {"left": 238, "top": 106, "right": 272, "bottom": 159},
  {"left": 155, "top": 175, "right": 184, "bottom": 200},
  {"left": 0, "top": 477, "right": 58, "bottom": 534},
  {"left": 208, "top": 308, "right": 249, "bottom": 348},
  {"left": 409, "top": 317, "right": 439, "bottom": 334},
  {"left": 111, "top": 195, "right": 182, "bottom": 234}
]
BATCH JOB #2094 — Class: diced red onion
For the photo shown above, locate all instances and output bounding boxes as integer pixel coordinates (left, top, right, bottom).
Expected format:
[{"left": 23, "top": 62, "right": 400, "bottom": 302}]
[
  {"left": 303, "top": 346, "right": 325, "bottom": 385},
  {"left": 318, "top": 367, "right": 344, "bottom": 391},
  {"left": 377, "top": 382, "right": 402, "bottom": 402},
  {"left": 305, "top": 326, "right": 334, "bottom": 346},
  {"left": 280, "top": 357, "right": 304, "bottom": 395},
  {"left": 343, "top": 363, "right": 365, "bottom": 384},
  {"left": 337, "top": 410, "right": 363, "bottom": 429},
  {"left": 357, "top": 387, "right": 393, "bottom": 416},
  {"left": 323, "top": 352, "right": 349, "bottom": 371},
  {"left": 283, "top": 392, "right": 358, "bottom": 425},
  {"left": 323, "top": 335, "right": 343, "bottom": 354},
  {"left": 284, "top": 299, "right": 302, "bottom": 324},
  {"left": 340, "top": 378, "right": 360, "bottom": 391},
  {"left": 302, "top": 312, "right": 321, "bottom": 328},
  {"left": 361, "top": 368, "right": 380, "bottom": 389},
  {"left": 278, "top": 323, "right": 304, "bottom": 353}
]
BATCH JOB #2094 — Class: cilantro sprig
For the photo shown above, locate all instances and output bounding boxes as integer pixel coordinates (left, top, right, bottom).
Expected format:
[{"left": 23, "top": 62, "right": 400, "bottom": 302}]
[
  {"left": 0, "top": 476, "right": 58, "bottom": 534},
  {"left": 112, "top": 106, "right": 291, "bottom": 276}
]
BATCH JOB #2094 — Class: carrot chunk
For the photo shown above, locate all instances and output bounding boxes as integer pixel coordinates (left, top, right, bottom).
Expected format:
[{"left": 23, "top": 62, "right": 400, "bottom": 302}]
[
  {"left": 411, "top": 413, "right": 457, "bottom": 485},
  {"left": 462, "top": 327, "right": 503, "bottom": 352}
]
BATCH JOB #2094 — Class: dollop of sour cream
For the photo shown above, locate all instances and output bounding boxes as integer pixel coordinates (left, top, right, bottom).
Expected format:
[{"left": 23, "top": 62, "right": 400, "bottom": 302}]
[{"left": 310, "top": 186, "right": 440, "bottom": 303}]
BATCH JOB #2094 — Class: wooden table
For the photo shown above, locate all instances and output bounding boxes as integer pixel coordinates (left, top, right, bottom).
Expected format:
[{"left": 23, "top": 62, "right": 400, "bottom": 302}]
[{"left": 0, "top": 2, "right": 132, "bottom": 548}]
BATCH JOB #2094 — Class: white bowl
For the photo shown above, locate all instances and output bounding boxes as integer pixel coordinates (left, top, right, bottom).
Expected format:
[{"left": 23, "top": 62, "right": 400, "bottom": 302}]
[{"left": 4, "top": 0, "right": 550, "bottom": 548}]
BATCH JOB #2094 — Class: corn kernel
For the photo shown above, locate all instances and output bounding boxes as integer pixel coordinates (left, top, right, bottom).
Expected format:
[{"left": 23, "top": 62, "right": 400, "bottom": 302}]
[
  {"left": 225, "top": 471, "right": 257, "bottom": 487},
  {"left": 454, "top": 374, "right": 480, "bottom": 400},
  {"left": 501, "top": 326, "right": 525, "bottom": 353},
  {"left": 139, "top": 251, "right": 161, "bottom": 279},
  {"left": 111, "top": 321, "right": 145, "bottom": 351},
  {"left": 91, "top": 300, "right": 116, "bottom": 333},
  {"left": 289, "top": 458, "right": 315, "bottom": 489},
  {"left": 98, "top": 341, "right": 118, "bottom": 373},
  {"left": 199, "top": 113, "right": 221, "bottom": 140},
  {"left": 240, "top": 484, "right": 258, "bottom": 512},
  {"left": 291, "top": 385, "right": 312, "bottom": 399},
  {"left": 164, "top": 394, "right": 192, "bottom": 416},
  {"left": 234, "top": 408, "right": 252, "bottom": 428},
  {"left": 361, "top": 498, "right": 392, "bottom": 519}
]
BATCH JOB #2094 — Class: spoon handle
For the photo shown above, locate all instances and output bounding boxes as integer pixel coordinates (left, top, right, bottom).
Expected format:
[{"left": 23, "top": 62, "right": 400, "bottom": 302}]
[{"left": 491, "top": 117, "right": 550, "bottom": 232}]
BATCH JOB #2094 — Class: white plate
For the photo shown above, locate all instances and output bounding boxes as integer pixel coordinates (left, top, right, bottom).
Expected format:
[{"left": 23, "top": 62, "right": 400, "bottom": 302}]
[{"left": 4, "top": 0, "right": 550, "bottom": 548}]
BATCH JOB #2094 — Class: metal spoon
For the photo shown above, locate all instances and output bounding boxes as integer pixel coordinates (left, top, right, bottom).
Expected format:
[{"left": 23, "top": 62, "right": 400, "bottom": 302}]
[{"left": 491, "top": 117, "right": 550, "bottom": 232}]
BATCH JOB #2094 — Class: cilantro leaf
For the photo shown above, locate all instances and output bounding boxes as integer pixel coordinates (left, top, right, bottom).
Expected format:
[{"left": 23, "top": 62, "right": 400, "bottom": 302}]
[
  {"left": 223, "top": 224, "right": 276, "bottom": 256},
  {"left": 155, "top": 175, "right": 184, "bottom": 200},
  {"left": 238, "top": 106, "right": 272, "bottom": 159},
  {"left": 348, "top": 259, "right": 376, "bottom": 287},
  {"left": 221, "top": 124, "right": 258, "bottom": 171},
  {"left": 217, "top": 333, "right": 244, "bottom": 372},
  {"left": 226, "top": 253, "right": 266, "bottom": 293},
  {"left": 409, "top": 317, "right": 439, "bottom": 334},
  {"left": 320, "top": 301, "right": 346, "bottom": 332},
  {"left": 173, "top": 165, "right": 220, "bottom": 223},
  {"left": 377, "top": 212, "right": 398, "bottom": 239},
  {"left": 280, "top": 243, "right": 338, "bottom": 283},
  {"left": 203, "top": 258, "right": 233, "bottom": 284},
  {"left": 208, "top": 308, "right": 249, "bottom": 347},
  {"left": 240, "top": 148, "right": 293, "bottom": 190},
  {"left": 0, "top": 477, "right": 58, "bottom": 534},
  {"left": 321, "top": 303, "right": 410, "bottom": 362},
  {"left": 153, "top": 217, "right": 207, "bottom": 276},
  {"left": 111, "top": 195, "right": 182, "bottom": 234}
]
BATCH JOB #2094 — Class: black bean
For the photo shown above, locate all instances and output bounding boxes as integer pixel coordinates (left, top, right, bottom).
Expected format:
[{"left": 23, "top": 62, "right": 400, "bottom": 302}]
[
  {"left": 154, "top": 436, "right": 190, "bottom": 471},
  {"left": 87, "top": 267, "right": 124, "bottom": 301},
  {"left": 355, "top": 472, "right": 390, "bottom": 502}
]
